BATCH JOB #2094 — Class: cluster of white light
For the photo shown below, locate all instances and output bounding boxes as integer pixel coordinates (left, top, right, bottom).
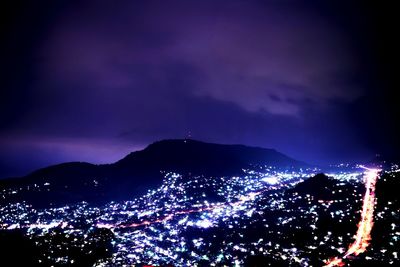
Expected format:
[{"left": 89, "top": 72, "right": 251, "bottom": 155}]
[{"left": 1, "top": 165, "right": 399, "bottom": 266}]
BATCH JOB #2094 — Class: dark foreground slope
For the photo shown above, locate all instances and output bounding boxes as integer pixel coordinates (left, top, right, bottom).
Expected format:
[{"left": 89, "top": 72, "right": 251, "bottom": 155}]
[{"left": 0, "top": 139, "right": 305, "bottom": 207}]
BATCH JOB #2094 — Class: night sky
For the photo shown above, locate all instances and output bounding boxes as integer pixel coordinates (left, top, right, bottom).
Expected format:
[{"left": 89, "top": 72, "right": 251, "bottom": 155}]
[{"left": 0, "top": 1, "right": 398, "bottom": 178}]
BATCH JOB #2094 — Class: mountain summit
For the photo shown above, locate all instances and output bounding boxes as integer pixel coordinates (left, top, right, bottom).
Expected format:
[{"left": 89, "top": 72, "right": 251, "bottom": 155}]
[
  {"left": 116, "top": 139, "right": 304, "bottom": 175},
  {"left": 0, "top": 139, "right": 306, "bottom": 207}
]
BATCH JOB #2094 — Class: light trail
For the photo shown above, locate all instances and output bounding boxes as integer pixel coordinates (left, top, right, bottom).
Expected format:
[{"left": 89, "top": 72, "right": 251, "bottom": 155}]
[
  {"left": 3, "top": 182, "right": 283, "bottom": 231},
  {"left": 324, "top": 166, "right": 380, "bottom": 267},
  {"left": 97, "top": 187, "right": 274, "bottom": 229},
  {"left": 116, "top": 205, "right": 221, "bottom": 229},
  {"left": 116, "top": 191, "right": 264, "bottom": 228}
]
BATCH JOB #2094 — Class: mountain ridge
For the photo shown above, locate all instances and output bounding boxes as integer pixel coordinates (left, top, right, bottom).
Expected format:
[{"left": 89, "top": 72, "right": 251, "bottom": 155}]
[{"left": 0, "top": 139, "right": 307, "bottom": 207}]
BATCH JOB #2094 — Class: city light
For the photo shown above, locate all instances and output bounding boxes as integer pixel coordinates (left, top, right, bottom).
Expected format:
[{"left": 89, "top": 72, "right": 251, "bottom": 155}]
[{"left": 0, "top": 164, "right": 399, "bottom": 266}]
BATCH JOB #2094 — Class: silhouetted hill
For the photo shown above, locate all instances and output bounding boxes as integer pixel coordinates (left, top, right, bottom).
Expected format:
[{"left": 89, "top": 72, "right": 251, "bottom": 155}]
[
  {"left": 116, "top": 139, "right": 304, "bottom": 175},
  {"left": 288, "top": 173, "right": 337, "bottom": 199},
  {"left": 288, "top": 172, "right": 360, "bottom": 202},
  {"left": 0, "top": 139, "right": 306, "bottom": 207}
]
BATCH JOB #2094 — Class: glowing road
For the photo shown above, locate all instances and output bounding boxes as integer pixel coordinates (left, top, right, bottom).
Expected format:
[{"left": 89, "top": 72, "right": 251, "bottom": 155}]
[
  {"left": 324, "top": 167, "right": 380, "bottom": 267},
  {"left": 98, "top": 190, "right": 269, "bottom": 229}
]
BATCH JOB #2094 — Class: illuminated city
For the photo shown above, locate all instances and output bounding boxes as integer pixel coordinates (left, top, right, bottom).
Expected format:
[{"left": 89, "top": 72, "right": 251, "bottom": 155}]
[
  {"left": 0, "top": 1, "right": 398, "bottom": 266},
  {"left": 1, "top": 163, "right": 399, "bottom": 266}
]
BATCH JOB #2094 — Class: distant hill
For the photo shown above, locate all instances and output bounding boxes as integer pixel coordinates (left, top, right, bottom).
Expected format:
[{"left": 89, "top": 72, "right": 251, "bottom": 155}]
[
  {"left": 0, "top": 139, "right": 306, "bottom": 207},
  {"left": 288, "top": 173, "right": 336, "bottom": 199},
  {"left": 288, "top": 173, "right": 357, "bottom": 200}
]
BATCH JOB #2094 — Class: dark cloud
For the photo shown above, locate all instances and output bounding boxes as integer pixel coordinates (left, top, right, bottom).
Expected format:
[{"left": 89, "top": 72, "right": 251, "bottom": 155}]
[
  {"left": 0, "top": 0, "right": 398, "bottom": 177},
  {"left": 37, "top": 1, "right": 359, "bottom": 116}
]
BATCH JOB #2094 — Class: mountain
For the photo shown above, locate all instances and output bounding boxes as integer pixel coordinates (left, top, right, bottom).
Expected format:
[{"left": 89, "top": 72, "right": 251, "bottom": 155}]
[{"left": 0, "top": 139, "right": 306, "bottom": 207}]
